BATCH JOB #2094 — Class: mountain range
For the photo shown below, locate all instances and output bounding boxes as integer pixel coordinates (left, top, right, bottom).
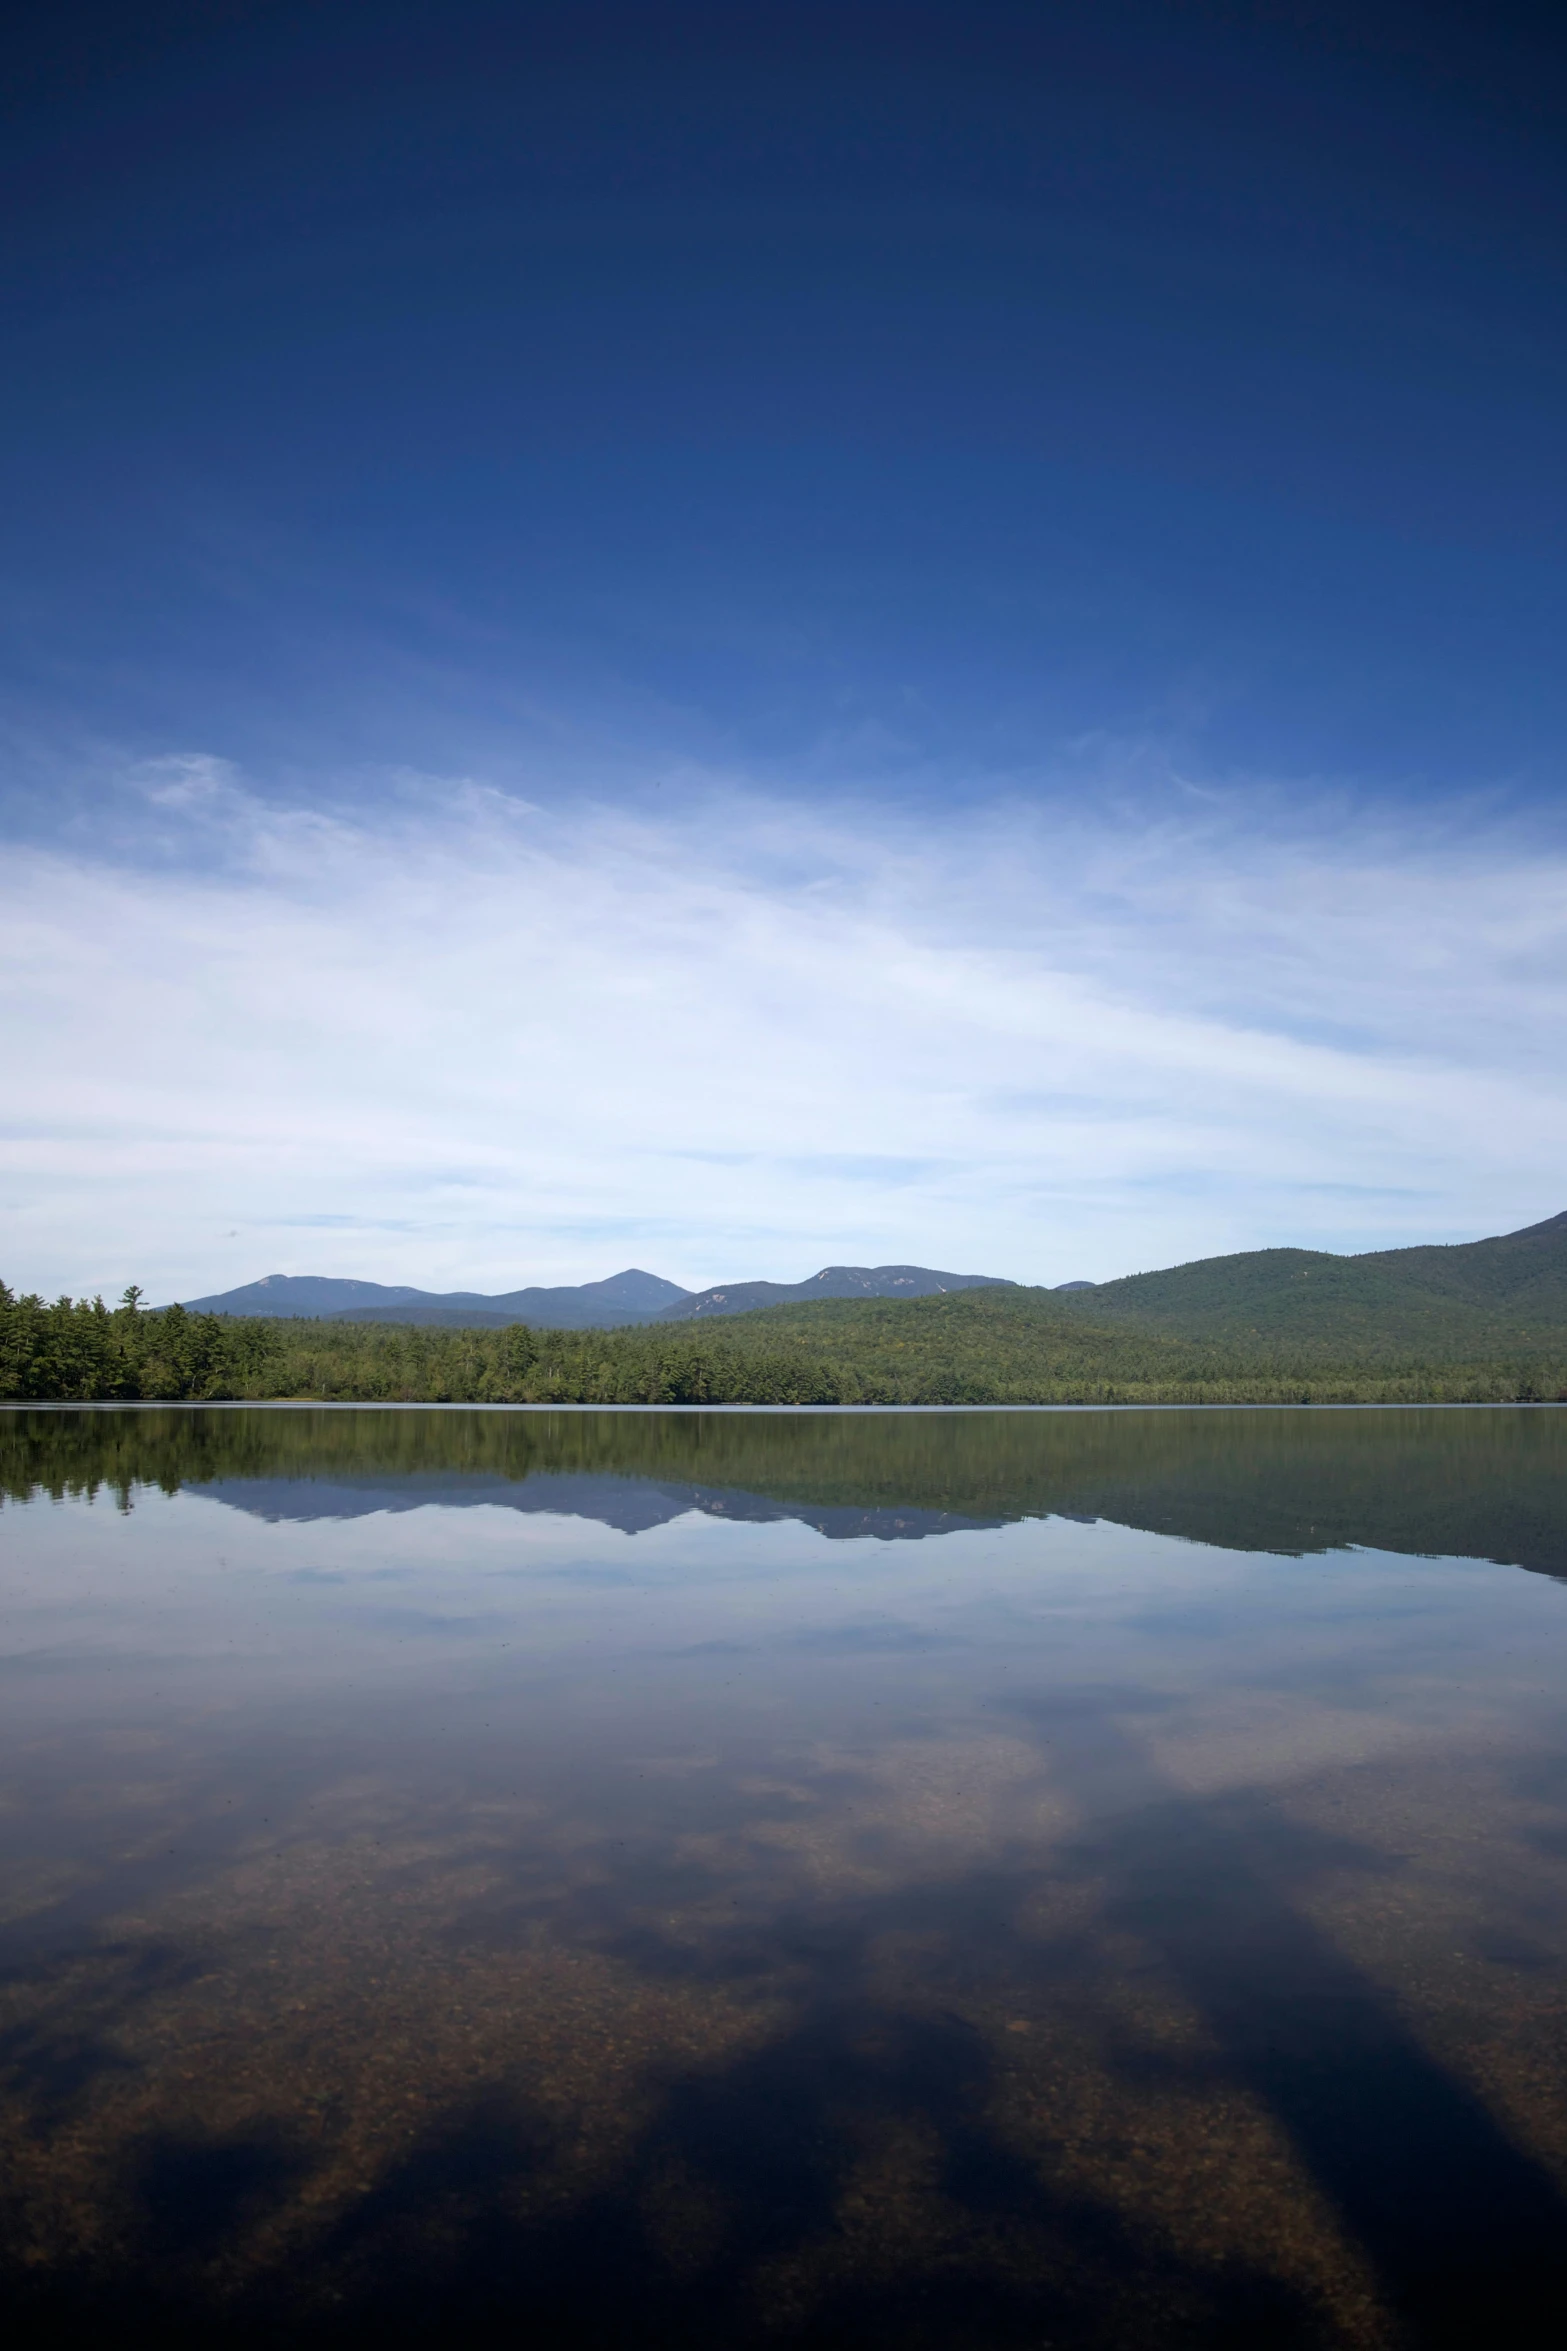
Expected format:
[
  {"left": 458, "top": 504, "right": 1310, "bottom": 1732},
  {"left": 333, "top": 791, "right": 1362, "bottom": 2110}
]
[
  {"left": 178, "top": 1268, "right": 689, "bottom": 1330},
  {"left": 180, "top": 1263, "right": 1019, "bottom": 1329},
  {"left": 177, "top": 1213, "right": 1567, "bottom": 1351}
]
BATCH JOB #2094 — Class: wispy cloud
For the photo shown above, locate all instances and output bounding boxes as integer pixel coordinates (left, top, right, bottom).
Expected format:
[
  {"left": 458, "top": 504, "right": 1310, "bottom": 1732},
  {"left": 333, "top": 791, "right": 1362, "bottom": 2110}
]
[{"left": 3, "top": 763, "right": 1564, "bottom": 1298}]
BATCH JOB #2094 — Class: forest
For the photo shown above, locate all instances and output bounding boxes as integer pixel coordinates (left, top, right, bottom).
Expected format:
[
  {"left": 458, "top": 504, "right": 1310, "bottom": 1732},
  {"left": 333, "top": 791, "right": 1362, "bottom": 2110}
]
[{"left": 3, "top": 1280, "right": 1565, "bottom": 1406}]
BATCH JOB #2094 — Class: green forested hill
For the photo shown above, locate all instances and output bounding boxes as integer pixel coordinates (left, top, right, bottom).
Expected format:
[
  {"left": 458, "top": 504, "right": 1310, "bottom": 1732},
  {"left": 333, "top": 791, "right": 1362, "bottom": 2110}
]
[
  {"left": 1047, "top": 1210, "right": 1567, "bottom": 1354},
  {"left": 649, "top": 1277, "right": 1567, "bottom": 1396}
]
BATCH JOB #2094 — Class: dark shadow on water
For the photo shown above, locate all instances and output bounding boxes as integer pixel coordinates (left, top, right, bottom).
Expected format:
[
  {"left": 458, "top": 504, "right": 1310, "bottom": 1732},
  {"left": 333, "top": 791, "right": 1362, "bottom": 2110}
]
[
  {"left": 133, "top": 2125, "right": 311, "bottom": 2264},
  {"left": 276, "top": 2006, "right": 1337, "bottom": 2351},
  {"left": 12, "top": 1798, "right": 1567, "bottom": 2347},
  {"left": 0, "top": 1936, "right": 208, "bottom": 2128},
  {"left": 8, "top": 1692, "right": 1567, "bottom": 2346},
  {"left": 0, "top": 1860, "right": 1361, "bottom": 2344},
  {"left": 1011, "top": 1697, "right": 1567, "bottom": 2348}
]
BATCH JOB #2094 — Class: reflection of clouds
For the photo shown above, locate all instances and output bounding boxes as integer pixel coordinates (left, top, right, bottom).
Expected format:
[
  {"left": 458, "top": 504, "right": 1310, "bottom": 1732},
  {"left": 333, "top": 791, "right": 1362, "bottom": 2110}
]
[
  {"left": 9, "top": 1472, "right": 1567, "bottom": 2336},
  {"left": 11, "top": 1490, "right": 1567, "bottom": 1773},
  {"left": 783, "top": 1623, "right": 955, "bottom": 1654},
  {"left": 7, "top": 1694, "right": 1567, "bottom": 2340}
]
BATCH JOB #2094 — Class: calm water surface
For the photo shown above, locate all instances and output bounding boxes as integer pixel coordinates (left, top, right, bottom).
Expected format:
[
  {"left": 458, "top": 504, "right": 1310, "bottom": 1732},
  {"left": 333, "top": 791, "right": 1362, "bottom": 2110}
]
[{"left": 3, "top": 1405, "right": 1567, "bottom": 2348}]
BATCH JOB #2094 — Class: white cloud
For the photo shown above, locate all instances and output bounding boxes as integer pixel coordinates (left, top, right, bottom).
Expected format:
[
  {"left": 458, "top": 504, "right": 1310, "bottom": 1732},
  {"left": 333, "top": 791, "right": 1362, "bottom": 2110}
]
[{"left": 2, "top": 765, "right": 1565, "bottom": 1299}]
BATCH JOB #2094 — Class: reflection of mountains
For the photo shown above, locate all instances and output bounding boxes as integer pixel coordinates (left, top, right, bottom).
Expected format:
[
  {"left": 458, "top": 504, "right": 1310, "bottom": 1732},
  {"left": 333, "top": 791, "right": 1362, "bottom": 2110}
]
[
  {"left": 4, "top": 1404, "right": 1565, "bottom": 1577},
  {"left": 200, "top": 1474, "right": 1002, "bottom": 1543}
]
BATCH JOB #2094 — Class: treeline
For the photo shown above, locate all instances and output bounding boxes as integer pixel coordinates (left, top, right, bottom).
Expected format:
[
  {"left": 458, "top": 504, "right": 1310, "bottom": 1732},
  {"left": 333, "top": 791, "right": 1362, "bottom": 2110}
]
[
  {"left": 4, "top": 1280, "right": 1566, "bottom": 1406},
  {"left": 0, "top": 1286, "right": 277, "bottom": 1402}
]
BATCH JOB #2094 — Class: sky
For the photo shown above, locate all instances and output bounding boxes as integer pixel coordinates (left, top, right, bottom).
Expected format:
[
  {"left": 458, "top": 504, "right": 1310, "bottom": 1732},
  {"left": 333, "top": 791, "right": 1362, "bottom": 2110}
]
[{"left": 4, "top": 0, "right": 1566, "bottom": 1300}]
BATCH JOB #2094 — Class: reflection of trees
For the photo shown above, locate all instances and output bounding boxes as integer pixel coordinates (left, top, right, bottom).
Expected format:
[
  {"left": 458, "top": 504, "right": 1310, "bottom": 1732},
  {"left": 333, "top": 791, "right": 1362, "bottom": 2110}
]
[{"left": 4, "top": 1403, "right": 1566, "bottom": 1578}]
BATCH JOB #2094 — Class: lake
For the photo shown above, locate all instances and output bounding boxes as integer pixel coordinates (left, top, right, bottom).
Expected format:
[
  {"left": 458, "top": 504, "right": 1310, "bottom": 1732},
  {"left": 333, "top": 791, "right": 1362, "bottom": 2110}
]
[{"left": 3, "top": 1404, "right": 1567, "bottom": 2347}]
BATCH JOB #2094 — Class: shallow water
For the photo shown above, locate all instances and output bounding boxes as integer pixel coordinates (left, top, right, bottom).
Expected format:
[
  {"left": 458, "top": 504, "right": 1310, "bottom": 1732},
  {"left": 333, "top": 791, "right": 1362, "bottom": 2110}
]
[{"left": 3, "top": 1404, "right": 1567, "bottom": 2348}]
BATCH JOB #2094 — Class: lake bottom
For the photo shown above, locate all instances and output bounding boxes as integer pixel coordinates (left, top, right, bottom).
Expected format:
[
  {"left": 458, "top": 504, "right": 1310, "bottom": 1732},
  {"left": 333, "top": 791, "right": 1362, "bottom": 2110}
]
[{"left": 4, "top": 1404, "right": 1567, "bottom": 2348}]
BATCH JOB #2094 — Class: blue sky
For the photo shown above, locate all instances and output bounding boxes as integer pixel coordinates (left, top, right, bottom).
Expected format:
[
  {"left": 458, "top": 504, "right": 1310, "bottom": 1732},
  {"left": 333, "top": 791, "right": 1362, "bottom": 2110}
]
[{"left": 4, "top": 1, "right": 1567, "bottom": 1298}]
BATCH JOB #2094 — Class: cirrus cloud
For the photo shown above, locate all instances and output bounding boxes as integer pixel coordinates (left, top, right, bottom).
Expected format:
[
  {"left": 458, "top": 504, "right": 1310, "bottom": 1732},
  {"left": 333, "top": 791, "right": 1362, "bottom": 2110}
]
[{"left": 2, "top": 763, "right": 1564, "bottom": 1299}]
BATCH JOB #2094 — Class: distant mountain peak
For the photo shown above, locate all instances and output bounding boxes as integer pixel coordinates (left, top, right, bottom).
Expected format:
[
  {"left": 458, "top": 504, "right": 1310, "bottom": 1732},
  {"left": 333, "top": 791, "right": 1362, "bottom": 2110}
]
[{"left": 657, "top": 1264, "right": 1014, "bottom": 1320}]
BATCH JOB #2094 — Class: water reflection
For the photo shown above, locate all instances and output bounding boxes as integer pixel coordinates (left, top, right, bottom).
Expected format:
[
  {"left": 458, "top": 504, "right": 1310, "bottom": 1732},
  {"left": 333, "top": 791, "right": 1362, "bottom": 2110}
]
[
  {"left": 3, "top": 1406, "right": 1567, "bottom": 2346},
  {"left": 7, "top": 1401, "right": 1567, "bottom": 1569}
]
